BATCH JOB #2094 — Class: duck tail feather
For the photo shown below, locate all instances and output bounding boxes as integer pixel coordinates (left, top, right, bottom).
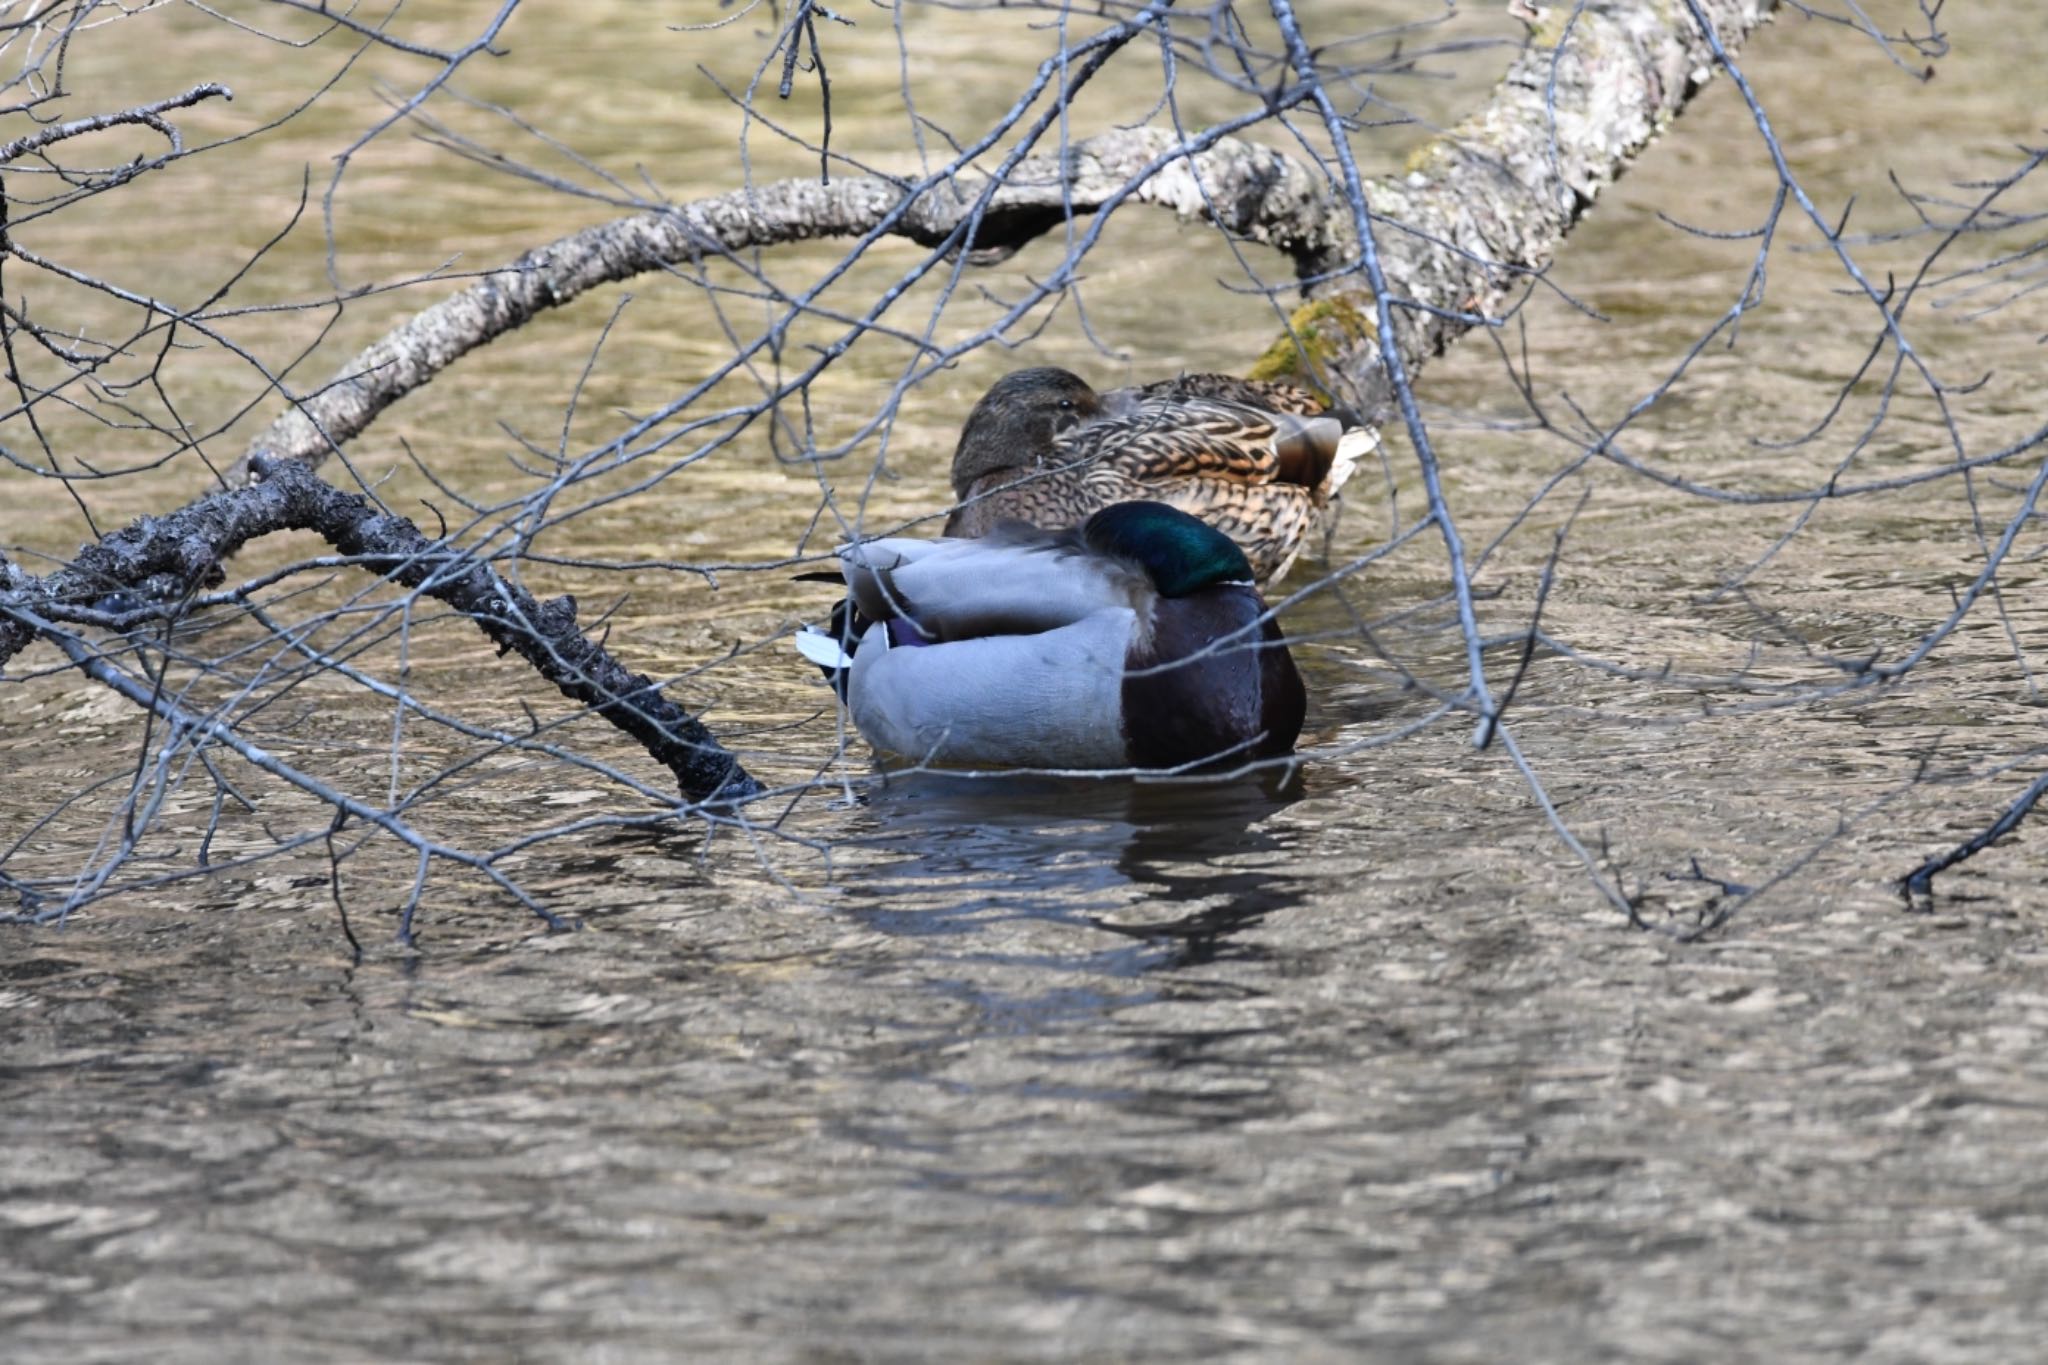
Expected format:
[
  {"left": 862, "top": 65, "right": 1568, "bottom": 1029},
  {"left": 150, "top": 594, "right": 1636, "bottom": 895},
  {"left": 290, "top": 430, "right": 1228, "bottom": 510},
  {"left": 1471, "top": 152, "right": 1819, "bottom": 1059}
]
[
  {"left": 1270, "top": 414, "right": 1344, "bottom": 487},
  {"left": 1324, "top": 426, "right": 1378, "bottom": 500},
  {"left": 795, "top": 626, "right": 853, "bottom": 671},
  {"left": 797, "top": 595, "right": 871, "bottom": 702}
]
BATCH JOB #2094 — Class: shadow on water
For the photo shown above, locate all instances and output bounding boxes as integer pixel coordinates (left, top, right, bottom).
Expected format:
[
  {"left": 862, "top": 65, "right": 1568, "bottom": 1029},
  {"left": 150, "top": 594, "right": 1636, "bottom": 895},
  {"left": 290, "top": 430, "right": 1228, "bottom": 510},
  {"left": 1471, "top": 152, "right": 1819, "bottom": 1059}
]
[{"left": 829, "top": 769, "right": 1312, "bottom": 965}]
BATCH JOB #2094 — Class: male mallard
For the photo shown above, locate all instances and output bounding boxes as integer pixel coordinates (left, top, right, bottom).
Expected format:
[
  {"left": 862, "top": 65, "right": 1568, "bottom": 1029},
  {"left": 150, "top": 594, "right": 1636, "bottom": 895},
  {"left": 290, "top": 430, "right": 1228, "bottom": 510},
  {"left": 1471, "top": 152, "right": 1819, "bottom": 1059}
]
[
  {"left": 797, "top": 501, "right": 1306, "bottom": 771},
  {"left": 943, "top": 368, "right": 1376, "bottom": 584}
]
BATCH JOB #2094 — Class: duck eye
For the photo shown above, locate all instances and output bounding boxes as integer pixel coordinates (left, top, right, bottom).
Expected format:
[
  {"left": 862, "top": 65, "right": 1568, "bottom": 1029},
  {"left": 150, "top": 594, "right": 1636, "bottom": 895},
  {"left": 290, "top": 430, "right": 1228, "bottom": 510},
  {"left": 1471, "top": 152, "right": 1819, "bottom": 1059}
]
[{"left": 1057, "top": 398, "right": 1075, "bottom": 411}]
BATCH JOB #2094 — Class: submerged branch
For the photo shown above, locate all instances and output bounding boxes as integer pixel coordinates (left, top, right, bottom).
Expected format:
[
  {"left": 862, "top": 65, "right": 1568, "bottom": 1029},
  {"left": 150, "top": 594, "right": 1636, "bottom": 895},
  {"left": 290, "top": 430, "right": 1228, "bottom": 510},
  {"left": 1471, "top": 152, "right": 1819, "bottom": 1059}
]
[
  {"left": 1900, "top": 772, "right": 2048, "bottom": 906},
  {"left": 0, "top": 458, "right": 759, "bottom": 806}
]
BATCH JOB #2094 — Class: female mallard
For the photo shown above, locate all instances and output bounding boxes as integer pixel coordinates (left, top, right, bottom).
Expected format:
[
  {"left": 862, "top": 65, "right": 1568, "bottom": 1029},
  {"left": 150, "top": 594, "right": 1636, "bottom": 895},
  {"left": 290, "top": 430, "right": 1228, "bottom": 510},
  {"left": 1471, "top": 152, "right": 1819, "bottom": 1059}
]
[
  {"left": 943, "top": 368, "right": 1376, "bottom": 584},
  {"left": 797, "top": 501, "right": 1306, "bottom": 771}
]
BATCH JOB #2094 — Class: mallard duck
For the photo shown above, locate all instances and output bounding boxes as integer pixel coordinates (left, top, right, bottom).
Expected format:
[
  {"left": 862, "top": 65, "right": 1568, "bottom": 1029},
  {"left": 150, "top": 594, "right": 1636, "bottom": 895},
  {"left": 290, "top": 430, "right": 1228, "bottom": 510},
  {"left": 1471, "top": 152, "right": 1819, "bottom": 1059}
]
[
  {"left": 943, "top": 368, "right": 1376, "bottom": 584},
  {"left": 796, "top": 501, "right": 1306, "bottom": 771}
]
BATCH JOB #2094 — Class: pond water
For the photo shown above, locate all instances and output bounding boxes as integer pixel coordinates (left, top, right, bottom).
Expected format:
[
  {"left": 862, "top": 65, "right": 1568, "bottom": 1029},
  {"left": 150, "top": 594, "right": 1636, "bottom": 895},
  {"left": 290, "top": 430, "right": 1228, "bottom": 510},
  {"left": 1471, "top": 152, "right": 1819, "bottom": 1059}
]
[{"left": 5, "top": 2, "right": 2048, "bottom": 1359}]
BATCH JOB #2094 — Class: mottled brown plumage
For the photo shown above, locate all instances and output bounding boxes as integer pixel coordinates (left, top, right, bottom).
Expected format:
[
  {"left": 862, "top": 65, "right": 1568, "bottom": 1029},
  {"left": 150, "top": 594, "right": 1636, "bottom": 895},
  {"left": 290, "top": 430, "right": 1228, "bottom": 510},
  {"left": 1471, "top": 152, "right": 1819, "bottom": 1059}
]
[{"left": 943, "top": 367, "right": 1375, "bottom": 583}]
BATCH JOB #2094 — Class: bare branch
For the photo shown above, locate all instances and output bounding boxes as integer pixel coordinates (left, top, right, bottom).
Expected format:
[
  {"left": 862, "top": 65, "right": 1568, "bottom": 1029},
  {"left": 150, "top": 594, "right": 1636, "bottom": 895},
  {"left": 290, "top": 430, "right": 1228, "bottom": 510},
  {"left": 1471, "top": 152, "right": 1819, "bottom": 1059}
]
[
  {"left": 231, "top": 124, "right": 1341, "bottom": 478},
  {"left": 0, "top": 82, "right": 233, "bottom": 164}
]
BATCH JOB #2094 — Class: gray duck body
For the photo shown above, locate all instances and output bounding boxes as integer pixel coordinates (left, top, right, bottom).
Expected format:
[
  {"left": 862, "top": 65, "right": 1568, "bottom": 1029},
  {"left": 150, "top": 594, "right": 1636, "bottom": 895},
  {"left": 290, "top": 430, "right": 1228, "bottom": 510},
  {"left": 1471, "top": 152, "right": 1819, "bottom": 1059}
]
[{"left": 803, "top": 502, "right": 1306, "bottom": 771}]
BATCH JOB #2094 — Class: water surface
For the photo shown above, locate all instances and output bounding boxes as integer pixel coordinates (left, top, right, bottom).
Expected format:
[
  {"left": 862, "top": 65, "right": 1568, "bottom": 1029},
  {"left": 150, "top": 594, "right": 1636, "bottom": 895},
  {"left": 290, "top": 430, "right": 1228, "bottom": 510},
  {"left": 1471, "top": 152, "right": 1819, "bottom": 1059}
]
[{"left": 5, "top": 3, "right": 2048, "bottom": 1360}]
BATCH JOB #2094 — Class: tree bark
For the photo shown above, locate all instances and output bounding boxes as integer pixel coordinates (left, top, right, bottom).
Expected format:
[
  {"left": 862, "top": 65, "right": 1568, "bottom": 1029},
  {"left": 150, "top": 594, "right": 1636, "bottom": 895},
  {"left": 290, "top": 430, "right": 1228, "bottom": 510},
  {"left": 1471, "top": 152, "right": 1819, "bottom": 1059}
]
[{"left": 1277, "top": 0, "right": 1779, "bottom": 412}]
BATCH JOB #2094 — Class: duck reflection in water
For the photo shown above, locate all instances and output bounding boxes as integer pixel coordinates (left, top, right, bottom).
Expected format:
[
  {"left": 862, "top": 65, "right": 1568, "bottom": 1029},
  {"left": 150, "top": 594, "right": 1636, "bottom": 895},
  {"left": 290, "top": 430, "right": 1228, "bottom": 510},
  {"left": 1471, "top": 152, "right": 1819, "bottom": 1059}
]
[{"left": 832, "top": 768, "right": 1310, "bottom": 964}]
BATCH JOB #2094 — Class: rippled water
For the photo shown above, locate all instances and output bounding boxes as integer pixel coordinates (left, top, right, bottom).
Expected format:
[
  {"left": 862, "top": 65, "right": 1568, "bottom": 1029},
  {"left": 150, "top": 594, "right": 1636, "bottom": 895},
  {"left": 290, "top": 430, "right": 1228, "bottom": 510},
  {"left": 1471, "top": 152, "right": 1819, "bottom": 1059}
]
[{"left": 7, "top": 2, "right": 2048, "bottom": 1359}]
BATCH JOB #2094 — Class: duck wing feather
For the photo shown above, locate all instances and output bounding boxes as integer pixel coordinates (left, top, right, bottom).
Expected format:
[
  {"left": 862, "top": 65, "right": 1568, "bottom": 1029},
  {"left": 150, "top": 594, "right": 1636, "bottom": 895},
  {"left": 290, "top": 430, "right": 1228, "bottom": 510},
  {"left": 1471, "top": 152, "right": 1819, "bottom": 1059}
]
[
  {"left": 1113, "top": 373, "right": 1333, "bottom": 417},
  {"left": 847, "top": 609, "right": 1135, "bottom": 768},
  {"left": 838, "top": 533, "right": 1144, "bottom": 641},
  {"left": 1061, "top": 397, "right": 1361, "bottom": 496}
]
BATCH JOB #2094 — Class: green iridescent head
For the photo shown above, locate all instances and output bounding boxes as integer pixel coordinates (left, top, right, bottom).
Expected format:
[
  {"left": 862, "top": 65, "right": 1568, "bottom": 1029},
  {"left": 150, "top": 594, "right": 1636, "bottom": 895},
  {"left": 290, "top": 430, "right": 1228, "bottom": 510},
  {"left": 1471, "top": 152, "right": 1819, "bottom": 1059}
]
[{"left": 1082, "top": 501, "right": 1254, "bottom": 598}]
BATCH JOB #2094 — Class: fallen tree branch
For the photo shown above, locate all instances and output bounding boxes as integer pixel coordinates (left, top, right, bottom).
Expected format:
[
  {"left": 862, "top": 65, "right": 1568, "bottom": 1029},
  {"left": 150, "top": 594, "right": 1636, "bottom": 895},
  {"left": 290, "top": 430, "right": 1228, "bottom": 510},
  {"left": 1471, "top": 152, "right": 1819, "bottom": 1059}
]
[
  {"left": 0, "top": 456, "right": 759, "bottom": 806},
  {"left": 19, "top": 615, "right": 570, "bottom": 936},
  {"left": 232, "top": 0, "right": 1778, "bottom": 478},
  {"left": 229, "top": 123, "right": 1338, "bottom": 478},
  {"left": 1899, "top": 771, "right": 2048, "bottom": 907},
  {"left": 1279, "top": 0, "right": 1782, "bottom": 408}
]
